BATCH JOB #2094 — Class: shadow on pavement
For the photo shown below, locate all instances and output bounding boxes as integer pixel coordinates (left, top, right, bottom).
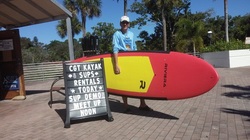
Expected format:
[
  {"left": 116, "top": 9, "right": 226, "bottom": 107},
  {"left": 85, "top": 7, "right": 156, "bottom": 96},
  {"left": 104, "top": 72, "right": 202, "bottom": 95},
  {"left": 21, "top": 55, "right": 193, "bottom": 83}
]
[
  {"left": 53, "top": 97, "right": 178, "bottom": 126},
  {"left": 222, "top": 92, "right": 250, "bottom": 100},
  {"left": 26, "top": 90, "right": 49, "bottom": 95},
  {"left": 221, "top": 108, "right": 250, "bottom": 121},
  {"left": 221, "top": 85, "right": 250, "bottom": 122},
  {"left": 55, "top": 108, "right": 112, "bottom": 127},
  {"left": 26, "top": 89, "right": 65, "bottom": 96},
  {"left": 222, "top": 85, "right": 250, "bottom": 100},
  {"left": 223, "top": 84, "right": 250, "bottom": 91},
  {"left": 108, "top": 98, "right": 178, "bottom": 120}
]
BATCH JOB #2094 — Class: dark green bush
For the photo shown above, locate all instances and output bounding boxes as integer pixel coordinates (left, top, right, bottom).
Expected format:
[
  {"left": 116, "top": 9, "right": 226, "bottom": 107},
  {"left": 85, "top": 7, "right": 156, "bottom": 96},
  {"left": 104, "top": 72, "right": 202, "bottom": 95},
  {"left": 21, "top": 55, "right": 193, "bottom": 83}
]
[{"left": 200, "top": 40, "right": 250, "bottom": 53}]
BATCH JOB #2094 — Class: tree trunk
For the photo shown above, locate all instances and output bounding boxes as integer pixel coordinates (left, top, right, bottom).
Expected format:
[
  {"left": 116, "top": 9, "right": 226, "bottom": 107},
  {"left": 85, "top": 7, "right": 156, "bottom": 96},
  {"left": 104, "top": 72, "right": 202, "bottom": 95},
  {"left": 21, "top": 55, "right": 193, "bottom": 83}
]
[
  {"left": 82, "top": 15, "right": 87, "bottom": 38},
  {"left": 162, "top": 8, "right": 167, "bottom": 51},
  {"left": 124, "top": 0, "right": 127, "bottom": 16},
  {"left": 193, "top": 40, "right": 196, "bottom": 56},
  {"left": 224, "top": 0, "right": 229, "bottom": 42}
]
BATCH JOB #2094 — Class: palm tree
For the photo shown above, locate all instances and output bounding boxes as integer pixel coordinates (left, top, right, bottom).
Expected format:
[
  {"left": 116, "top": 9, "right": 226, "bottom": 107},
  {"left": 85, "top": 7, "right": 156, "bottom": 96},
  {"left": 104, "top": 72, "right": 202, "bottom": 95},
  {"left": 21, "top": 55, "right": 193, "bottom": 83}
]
[
  {"left": 114, "top": 0, "right": 131, "bottom": 16},
  {"left": 58, "top": 0, "right": 102, "bottom": 38},
  {"left": 74, "top": 0, "right": 102, "bottom": 38},
  {"left": 175, "top": 18, "right": 205, "bottom": 54},
  {"left": 56, "top": 16, "right": 81, "bottom": 38},
  {"left": 57, "top": 0, "right": 81, "bottom": 39}
]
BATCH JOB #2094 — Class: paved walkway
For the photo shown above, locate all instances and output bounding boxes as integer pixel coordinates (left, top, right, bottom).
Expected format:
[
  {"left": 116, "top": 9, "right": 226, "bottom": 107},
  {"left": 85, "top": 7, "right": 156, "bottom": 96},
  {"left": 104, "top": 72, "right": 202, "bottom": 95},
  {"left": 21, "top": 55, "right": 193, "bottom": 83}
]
[{"left": 0, "top": 67, "right": 250, "bottom": 140}]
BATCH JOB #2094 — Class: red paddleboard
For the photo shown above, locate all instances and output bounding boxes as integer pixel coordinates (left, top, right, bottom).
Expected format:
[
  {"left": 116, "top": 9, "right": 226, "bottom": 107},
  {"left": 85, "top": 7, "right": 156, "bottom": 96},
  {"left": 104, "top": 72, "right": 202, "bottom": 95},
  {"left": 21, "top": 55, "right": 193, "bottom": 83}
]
[{"left": 73, "top": 51, "right": 219, "bottom": 100}]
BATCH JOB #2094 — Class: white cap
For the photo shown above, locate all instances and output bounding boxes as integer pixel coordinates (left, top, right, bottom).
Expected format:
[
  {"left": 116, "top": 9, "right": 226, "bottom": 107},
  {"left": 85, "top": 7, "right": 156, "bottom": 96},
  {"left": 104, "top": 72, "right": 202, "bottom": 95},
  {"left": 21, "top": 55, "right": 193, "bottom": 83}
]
[{"left": 120, "top": 16, "right": 130, "bottom": 22}]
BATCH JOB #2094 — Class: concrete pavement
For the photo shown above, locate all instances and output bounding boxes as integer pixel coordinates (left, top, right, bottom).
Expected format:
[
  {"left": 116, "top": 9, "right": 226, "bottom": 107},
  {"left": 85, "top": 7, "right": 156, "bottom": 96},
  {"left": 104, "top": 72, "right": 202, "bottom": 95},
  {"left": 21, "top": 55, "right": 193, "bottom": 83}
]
[{"left": 0, "top": 67, "right": 250, "bottom": 140}]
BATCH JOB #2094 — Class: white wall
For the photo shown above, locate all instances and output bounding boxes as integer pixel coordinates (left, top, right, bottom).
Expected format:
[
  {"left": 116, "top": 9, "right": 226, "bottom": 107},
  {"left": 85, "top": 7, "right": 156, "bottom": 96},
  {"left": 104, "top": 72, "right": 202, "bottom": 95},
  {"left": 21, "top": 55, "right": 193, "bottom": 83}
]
[
  {"left": 201, "top": 49, "right": 250, "bottom": 68},
  {"left": 229, "top": 49, "right": 250, "bottom": 68}
]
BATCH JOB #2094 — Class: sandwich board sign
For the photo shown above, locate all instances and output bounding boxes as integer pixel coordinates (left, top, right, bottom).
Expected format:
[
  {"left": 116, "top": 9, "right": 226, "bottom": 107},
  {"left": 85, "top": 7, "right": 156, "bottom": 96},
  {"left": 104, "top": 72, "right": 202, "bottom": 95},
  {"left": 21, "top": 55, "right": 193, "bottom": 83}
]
[{"left": 63, "top": 59, "right": 113, "bottom": 128}]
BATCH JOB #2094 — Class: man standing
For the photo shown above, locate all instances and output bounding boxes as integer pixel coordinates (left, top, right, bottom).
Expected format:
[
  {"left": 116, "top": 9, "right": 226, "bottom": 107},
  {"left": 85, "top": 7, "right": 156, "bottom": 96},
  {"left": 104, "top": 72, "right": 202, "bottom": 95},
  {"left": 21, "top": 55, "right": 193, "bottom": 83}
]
[{"left": 112, "top": 15, "right": 153, "bottom": 113}]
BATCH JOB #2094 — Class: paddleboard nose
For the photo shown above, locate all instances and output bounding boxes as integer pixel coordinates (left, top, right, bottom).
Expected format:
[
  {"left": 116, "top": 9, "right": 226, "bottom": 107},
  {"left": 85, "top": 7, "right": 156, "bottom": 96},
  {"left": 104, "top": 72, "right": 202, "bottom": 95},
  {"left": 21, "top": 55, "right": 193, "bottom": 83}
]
[
  {"left": 207, "top": 65, "right": 219, "bottom": 91},
  {"left": 212, "top": 69, "right": 219, "bottom": 85},
  {"left": 188, "top": 58, "right": 220, "bottom": 98},
  {"left": 164, "top": 52, "right": 220, "bottom": 100},
  {"left": 187, "top": 58, "right": 220, "bottom": 98}
]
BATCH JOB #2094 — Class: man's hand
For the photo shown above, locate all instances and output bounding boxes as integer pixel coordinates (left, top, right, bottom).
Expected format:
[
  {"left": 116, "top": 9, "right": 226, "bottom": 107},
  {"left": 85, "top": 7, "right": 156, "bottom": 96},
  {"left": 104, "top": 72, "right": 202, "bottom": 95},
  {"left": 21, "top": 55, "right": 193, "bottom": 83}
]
[{"left": 115, "top": 65, "right": 120, "bottom": 74}]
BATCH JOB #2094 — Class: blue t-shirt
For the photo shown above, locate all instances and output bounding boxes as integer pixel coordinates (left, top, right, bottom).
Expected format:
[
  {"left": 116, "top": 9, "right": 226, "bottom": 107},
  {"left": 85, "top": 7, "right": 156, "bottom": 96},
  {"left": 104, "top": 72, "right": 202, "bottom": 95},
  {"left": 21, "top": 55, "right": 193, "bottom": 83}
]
[{"left": 112, "top": 30, "right": 137, "bottom": 53}]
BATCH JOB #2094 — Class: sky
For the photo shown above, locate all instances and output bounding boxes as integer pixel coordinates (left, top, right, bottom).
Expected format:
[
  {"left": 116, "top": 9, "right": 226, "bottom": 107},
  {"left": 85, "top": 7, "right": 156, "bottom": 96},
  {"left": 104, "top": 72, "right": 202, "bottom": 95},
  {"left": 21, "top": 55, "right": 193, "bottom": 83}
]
[{"left": 17, "top": 0, "right": 250, "bottom": 45}]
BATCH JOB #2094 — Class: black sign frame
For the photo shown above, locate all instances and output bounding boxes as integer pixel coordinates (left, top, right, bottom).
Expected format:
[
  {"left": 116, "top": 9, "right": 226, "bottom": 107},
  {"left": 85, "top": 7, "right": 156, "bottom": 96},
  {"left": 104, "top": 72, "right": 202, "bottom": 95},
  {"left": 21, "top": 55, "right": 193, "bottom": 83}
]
[{"left": 63, "top": 59, "right": 113, "bottom": 128}]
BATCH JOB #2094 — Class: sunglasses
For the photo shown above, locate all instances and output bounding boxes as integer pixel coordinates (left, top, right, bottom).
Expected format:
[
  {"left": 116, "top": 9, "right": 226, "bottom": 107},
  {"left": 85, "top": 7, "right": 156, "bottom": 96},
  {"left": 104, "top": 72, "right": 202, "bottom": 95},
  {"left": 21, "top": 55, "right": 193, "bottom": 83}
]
[{"left": 121, "top": 21, "right": 129, "bottom": 24}]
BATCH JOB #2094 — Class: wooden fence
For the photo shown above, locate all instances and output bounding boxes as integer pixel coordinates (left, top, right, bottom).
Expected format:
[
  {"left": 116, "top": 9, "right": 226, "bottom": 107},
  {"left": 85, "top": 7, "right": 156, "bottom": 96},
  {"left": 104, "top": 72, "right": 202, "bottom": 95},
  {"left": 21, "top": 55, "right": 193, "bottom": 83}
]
[{"left": 23, "top": 61, "right": 64, "bottom": 82}]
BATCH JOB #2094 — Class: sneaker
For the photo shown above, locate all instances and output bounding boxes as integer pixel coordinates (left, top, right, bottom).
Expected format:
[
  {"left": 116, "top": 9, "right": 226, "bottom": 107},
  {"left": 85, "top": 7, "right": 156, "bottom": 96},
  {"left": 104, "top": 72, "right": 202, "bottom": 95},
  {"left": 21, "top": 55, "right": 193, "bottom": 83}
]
[{"left": 139, "top": 106, "right": 153, "bottom": 111}]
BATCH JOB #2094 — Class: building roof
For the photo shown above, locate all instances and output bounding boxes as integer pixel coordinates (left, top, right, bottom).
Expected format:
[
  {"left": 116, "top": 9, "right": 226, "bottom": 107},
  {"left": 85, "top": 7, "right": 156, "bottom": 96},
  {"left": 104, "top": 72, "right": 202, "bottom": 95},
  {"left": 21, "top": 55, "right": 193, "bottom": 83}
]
[{"left": 0, "top": 0, "right": 72, "bottom": 29}]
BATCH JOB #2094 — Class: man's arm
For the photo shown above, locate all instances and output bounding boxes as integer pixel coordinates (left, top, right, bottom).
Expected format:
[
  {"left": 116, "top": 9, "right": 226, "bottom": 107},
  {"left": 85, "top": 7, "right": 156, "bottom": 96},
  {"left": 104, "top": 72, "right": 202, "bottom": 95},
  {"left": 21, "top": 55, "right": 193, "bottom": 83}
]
[
  {"left": 113, "top": 53, "right": 120, "bottom": 74},
  {"left": 112, "top": 32, "right": 121, "bottom": 74}
]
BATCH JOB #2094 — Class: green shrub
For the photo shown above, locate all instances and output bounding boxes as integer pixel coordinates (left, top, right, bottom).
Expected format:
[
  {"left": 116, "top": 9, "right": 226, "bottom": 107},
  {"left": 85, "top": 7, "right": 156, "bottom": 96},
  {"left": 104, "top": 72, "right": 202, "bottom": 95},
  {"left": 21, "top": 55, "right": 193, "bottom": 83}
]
[{"left": 200, "top": 40, "right": 250, "bottom": 53}]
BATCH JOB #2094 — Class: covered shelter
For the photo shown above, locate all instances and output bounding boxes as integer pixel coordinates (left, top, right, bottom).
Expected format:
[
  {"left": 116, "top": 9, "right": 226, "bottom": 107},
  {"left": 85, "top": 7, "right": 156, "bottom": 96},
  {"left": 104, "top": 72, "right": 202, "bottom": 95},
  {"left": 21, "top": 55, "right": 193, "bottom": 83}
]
[
  {"left": 0, "top": 0, "right": 74, "bottom": 60},
  {"left": 0, "top": 0, "right": 73, "bottom": 100}
]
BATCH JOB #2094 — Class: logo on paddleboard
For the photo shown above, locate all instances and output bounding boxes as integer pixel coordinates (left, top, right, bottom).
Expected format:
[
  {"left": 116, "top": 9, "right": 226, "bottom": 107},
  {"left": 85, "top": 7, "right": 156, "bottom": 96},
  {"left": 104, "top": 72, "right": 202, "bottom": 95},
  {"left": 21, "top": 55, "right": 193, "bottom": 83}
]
[
  {"left": 163, "top": 63, "right": 168, "bottom": 87},
  {"left": 140, "top": 80, "right": 146, "bottom": 89}
]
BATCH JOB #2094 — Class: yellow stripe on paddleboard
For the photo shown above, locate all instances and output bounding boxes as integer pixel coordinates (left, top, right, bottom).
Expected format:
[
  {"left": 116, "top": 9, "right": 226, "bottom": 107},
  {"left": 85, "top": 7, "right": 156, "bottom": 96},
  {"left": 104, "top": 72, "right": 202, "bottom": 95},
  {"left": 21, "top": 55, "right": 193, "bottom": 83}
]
[
  {"left": 104, "top": 56, "right": 154, "bottom": 93},
  {"left": 84, "top": 56, "right": 154, "bottom": 93}
]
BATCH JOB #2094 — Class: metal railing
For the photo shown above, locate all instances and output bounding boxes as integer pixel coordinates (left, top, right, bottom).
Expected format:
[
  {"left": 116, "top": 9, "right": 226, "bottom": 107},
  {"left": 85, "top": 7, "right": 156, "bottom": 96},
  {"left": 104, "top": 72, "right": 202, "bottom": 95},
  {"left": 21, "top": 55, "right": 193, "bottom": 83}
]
[{"left": 23, "top": 61, "right": 64, "bottom": 82}]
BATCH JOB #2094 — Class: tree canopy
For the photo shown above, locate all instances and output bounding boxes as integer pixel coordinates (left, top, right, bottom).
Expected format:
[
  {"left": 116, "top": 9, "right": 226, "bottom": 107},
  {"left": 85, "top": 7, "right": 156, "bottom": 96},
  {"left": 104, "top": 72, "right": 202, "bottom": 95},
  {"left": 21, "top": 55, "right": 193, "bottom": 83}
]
[{"left": 20, "top": 0, "right": 250, "bottom": 64}]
